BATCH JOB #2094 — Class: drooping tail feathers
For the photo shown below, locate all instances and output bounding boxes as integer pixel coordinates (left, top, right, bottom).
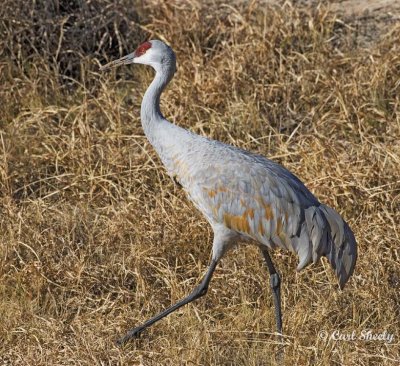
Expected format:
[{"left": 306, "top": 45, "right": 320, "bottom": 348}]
[
  {"left": 296, "top": 204, "right": 357, "bottom": 289},
  {"left": 320, "top": 204, "right": 357, "bottom": 289}
]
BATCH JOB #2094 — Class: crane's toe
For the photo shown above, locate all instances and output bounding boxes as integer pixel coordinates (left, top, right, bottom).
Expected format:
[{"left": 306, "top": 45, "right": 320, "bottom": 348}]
[{"left": 116, "top": 326, "right": 144, "bottom": 346}]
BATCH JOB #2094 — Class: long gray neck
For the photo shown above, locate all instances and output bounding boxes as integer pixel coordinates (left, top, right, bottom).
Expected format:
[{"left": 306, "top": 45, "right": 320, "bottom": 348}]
[{"left": 140, "top": 63, "right": 175, "bottom": 142}]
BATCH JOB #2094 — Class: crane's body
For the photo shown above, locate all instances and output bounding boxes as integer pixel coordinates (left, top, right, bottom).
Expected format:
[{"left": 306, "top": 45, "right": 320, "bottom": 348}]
[
  {"left": 100, "top": 40, "right": 357, "bottom": 344},
  {"left": 151, "top": 119, "right": 354, "bottom": 279}
]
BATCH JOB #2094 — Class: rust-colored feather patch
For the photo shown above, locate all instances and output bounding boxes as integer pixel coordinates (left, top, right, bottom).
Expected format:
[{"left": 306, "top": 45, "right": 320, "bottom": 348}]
[
  {"left": 223, "top": 213, "right": 250, "bottom": 234},
  {"left": 207, "top": 186, "right": 227, "bottom": 199},
  {"left": 264, "top": 203, "right": 274, "bottom": 220}
]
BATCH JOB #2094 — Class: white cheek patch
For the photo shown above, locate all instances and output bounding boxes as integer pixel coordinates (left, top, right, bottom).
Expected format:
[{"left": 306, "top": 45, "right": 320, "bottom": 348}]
[{"left": 133, "top": 51, "right": 153, "bottom": 64}]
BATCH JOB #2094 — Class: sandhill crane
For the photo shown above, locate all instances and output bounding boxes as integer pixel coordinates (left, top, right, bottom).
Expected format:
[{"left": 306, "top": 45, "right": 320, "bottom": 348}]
[{"left": 100, "top": 40, "right": 357, "bottom": 345}]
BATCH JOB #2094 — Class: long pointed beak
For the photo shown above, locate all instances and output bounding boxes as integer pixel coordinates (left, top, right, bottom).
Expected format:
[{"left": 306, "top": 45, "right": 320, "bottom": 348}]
[{"left": 100, "top": 52, "right": 135, "bottom": 71}]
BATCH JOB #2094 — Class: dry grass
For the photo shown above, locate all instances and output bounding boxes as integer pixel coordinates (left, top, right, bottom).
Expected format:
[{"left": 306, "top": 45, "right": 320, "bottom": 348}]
[{"left": 1, "top": 0, "right": 399, "bottom": 365}]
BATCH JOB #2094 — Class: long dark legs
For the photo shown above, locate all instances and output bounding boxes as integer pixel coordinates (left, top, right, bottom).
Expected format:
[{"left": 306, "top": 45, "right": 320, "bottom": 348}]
[
  {"left": 117, "top": 259, "right": 218, "bottom": 345},
  {"left": 117, "top": 247, "right": 282, "bottom": 344},
  {"left": 260, "top": 248, "right": 283, "bottom": 334}
]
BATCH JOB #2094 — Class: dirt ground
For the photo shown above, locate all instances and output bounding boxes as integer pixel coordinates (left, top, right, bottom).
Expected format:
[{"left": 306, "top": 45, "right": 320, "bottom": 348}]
[
  {"left": 1, "top": 0, "right": 399, "bottom": 365},
  {"left": 328, "top": 0, "right": 400, "bottom": 45}
]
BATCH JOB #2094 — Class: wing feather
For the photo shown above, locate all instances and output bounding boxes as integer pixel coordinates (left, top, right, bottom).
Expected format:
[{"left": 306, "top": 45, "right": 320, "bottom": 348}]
[{"left": 173, "top": 139, "right": 356, "bottom": 287}]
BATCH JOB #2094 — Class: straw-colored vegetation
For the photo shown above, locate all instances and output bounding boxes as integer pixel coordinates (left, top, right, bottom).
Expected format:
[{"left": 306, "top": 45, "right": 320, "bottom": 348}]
[{"left": 1, "top": 1, "right": 399, "bottom": 365}]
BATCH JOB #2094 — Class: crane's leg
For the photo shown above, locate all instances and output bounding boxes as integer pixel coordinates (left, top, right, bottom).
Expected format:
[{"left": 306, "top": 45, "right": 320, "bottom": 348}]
[
  {"left": 117, "top": 259, "right": 218, "bottom": 345},
  {"left": 260, "top": 248, "right": 283, "bottom": 334}
]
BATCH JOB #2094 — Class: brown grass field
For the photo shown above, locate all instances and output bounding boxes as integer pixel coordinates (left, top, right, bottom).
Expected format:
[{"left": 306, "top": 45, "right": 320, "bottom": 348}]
[{"left": 1, "top": 0, "right": 399, "bottom": 364}]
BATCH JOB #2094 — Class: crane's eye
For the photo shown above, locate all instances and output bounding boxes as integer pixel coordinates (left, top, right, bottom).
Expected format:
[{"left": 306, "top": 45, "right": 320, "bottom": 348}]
[{"left": 134, "top": 41, "right": 152, "bottom": 57}]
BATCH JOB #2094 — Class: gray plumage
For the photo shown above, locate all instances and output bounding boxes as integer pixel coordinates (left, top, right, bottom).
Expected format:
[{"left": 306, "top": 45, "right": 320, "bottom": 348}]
[{"left": 100, "top": 39, "right": 357, "bottom": 343}]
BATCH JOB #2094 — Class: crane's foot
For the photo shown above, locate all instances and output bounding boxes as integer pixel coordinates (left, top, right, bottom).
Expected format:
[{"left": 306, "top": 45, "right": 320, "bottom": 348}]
[
  {"left": 115, "top": 260, "right": 219, "bottom": 346},
  {"left": 116, "top": 326, "right": 144, "bottom": 346}
]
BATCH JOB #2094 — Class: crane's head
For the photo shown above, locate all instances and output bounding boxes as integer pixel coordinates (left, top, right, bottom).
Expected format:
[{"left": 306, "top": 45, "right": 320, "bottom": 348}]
[{"left": 100, "top": 40, "right": 176, "bottom": 73}]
